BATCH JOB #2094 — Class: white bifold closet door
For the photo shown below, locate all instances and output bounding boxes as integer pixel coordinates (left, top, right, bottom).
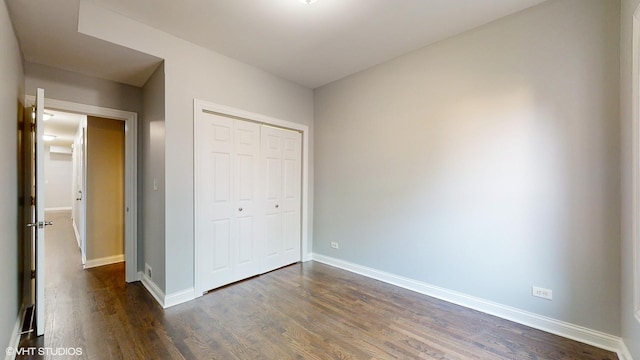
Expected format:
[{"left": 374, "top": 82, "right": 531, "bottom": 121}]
[
  {"left": 196, "top": 112, "right": 302, "bottom": 294},
  {"left": 262, "top": 125, "right": 302, "bottom": 273}
]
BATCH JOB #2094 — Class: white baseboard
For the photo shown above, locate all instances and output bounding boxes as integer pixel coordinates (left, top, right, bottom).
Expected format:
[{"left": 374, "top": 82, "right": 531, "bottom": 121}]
[
  {"left": 71, "top": 221, "right": 86, "bottom": 265},
  {"left": 44, "top": 207, "right": 72, "bottom": 212},
  {"left": 165, "top": 288, "right": 195, "bottom": 308},
  {"left": 138, "top": 271, "right": 195, "bottom": 309},
  {"left": 619, "top": 341, "right": 634, "bottom": 360},
  {"left": 72, "top": 221, "right": 81, "bottom": 250},
  {"left": 83, "top": 254, "right": 124, "bottom": 269},
  {"left": 311, "top": 253, "right": 630, "bottom": 358},
  {"left": 139, "top": 271, "right": 165, "bottom": 307},
  {"left": 4, "top": 305, "right": 24, "bottom": 360}
]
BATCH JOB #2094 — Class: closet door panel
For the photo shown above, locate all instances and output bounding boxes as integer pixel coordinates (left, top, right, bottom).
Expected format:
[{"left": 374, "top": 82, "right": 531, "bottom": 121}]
[
  {"left": 281, "top": 130, "right": 302, "bottom": 264},
  {"left": 212, "top": 220, "right": 231, "bottom": 271},
  {"left": 261, "top": 126, "right": 302, "bottom": 272},
  {"left": 283, "top": 212, "right": 300, "bottom": 252},
  {"left": 196, "top": 113, "right": 235, "bottom": 292},
  {"left": 234, "top": 121, "right": 261, "bottom": 278},
  {"left": 211, "top": 153, "right": 231, "bottom": 220},
  {"left": 262, "top": 126, "right": 283, "bottom": 271},
  {"left": 266, "top": 213, "right": 283, "bottom": 256}
]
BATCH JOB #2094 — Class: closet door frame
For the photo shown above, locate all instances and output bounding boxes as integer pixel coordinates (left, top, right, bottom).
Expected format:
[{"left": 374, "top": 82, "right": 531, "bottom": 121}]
[{"left": 193, "top": 99, "right": 310, "bottom": 297}]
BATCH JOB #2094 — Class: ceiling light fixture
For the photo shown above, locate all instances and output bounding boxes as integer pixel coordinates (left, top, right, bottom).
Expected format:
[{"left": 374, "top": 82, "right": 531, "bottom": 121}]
[
  {"left": 31, "top": 112, "right": 54, "bottom": 121},
  {"left": 43, "top": 134, "right": 56, "bottom": 141},
  {"left": 300, "top": 0, "right": 317, "bottom": 4}
]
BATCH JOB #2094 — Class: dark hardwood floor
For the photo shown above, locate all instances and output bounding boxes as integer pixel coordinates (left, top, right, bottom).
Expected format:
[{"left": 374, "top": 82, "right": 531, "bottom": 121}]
[{"left": 17, "top": 211, "right": 618, "bottom": 359}]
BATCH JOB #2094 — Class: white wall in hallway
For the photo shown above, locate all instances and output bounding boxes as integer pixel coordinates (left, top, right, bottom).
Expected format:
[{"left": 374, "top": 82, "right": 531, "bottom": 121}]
[{"left": 44, "top": 146, "right": 73, "bottom": 210}]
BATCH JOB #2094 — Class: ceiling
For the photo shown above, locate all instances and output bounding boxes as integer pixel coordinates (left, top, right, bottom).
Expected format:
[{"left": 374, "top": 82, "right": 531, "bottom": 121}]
[
  {"left": 6, "top": 0, "right": 162, "bottom": 87},
  {"left": 43, "top": 109, "right": 83, "bottom": 148},
  {"left": 7, "top": 0, "right": 546, "bottom": 89}
]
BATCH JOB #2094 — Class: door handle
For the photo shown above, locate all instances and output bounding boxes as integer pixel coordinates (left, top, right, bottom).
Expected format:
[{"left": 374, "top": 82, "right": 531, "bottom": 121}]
[{"left": 26, "top": 221, "right": 53, "bottom": 229}]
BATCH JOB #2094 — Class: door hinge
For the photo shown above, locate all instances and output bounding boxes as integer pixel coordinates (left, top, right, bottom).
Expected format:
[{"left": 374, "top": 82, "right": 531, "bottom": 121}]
[
  {"left": 30, "top": 270, "right": 35, "bottom": 279},
  {"left": 30, "top": 122, "right": 36, "bottom": 132},
  {"left": 30, "top": 196, "right": 35, "bottom": 206}
]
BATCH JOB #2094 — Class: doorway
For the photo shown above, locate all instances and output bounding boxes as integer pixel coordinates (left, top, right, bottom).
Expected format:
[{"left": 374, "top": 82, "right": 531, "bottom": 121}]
[
  {"left": 40, "top": 109, "right": 84, "bottom": 261},
  {"left": 43, "top": 110, "right": 126, "bottom": 268},
  {"left": 26, "top": 95, "right": 138, "bottom": 283},
  {"left": 82, "top": 116, "right": 126, "bottom": 268}
]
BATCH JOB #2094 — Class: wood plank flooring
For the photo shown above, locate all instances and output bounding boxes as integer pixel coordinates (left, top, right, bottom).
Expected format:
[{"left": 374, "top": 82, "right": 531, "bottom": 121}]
[{"left": 17, "top": 211, "right": 618, "bottom": 359}]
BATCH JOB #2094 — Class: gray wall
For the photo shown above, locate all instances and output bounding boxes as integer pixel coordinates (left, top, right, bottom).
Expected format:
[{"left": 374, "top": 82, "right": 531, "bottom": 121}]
[
  {"left": 25, "top": 62, "right": 142, "bottom": 114},
  {"left": 314, "top": 0, "right": 620, "bottom": 335},
  {"left": 44, "top": 146, "right": 72, "bottom": 210},
  {"left": 141, "top": 63, "right": 166, "bottom": 291},
  {"left": 0, "top": 0, "right": 23, "bottom": 351},
  {"left": 78, "top": 3, "right": 315, "bottom": 295},
  {"left": 620, "top": 0, "right": 640, "bottom": 356}
]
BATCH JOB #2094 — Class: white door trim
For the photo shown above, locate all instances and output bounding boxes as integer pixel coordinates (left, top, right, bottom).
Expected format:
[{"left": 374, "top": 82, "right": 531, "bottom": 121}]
[
  {"left": 25, "top": 95, "right": 139, "bottom": 283},
  {"left": 193, "top": 99, "right": 310, "bottom": 296},
  {"left": 632, "top": 3, "right": 640, "bottom": 324},
  {"left": 34, "top": 88, "right": 45, "bottom": 336}
]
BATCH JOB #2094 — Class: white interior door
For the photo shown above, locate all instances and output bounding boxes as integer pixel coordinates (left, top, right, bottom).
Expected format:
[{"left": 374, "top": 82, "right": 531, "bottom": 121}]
[
  {"left": 72, "top": 124, "right": 86, "bottom": 264},
  {"left": 79, "top": 127, "right": 86, "bottom": 264},
  {"left": 262, "top": 126, "right": 302, "bottom": 272},
  {"left": 33, "top": 88, "right": 49, "bottom": 336},
  {"left": 196, "top": 113, "right": 261, "bottom": 293}
]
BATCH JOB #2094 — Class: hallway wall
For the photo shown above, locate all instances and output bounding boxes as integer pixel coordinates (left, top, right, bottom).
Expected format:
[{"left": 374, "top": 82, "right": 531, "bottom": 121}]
[
  {"left": 44, "top": 146, "right": 73, "bottom": 210},
  {"left": 24, "top": 62, "right": 143, "bottom": 114},
  {"left": 0, "top": 0, "right": 24, "bottom": 352}
]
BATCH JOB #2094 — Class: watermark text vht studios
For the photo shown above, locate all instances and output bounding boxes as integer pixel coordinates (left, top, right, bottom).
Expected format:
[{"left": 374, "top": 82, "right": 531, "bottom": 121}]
[{"left": 6, "top": 346, "right": 83, "bottom": 356}]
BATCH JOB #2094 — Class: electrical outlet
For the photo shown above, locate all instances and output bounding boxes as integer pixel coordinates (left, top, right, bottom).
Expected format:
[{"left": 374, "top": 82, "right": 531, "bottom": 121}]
[
  {"left": 145, "top": 264, "right": 152, "bottom": 279},
  {"left": 330, "top": 242, "right": 339, "bottom": 249},
  {"left": 532, "top": 286, "right": 552, "bottom": 300}
]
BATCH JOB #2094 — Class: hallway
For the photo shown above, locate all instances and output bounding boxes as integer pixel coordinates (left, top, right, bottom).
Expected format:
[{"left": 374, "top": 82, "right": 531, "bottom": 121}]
[{"left": 17, "top": 211, "right": 167, "bottom": 359}]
